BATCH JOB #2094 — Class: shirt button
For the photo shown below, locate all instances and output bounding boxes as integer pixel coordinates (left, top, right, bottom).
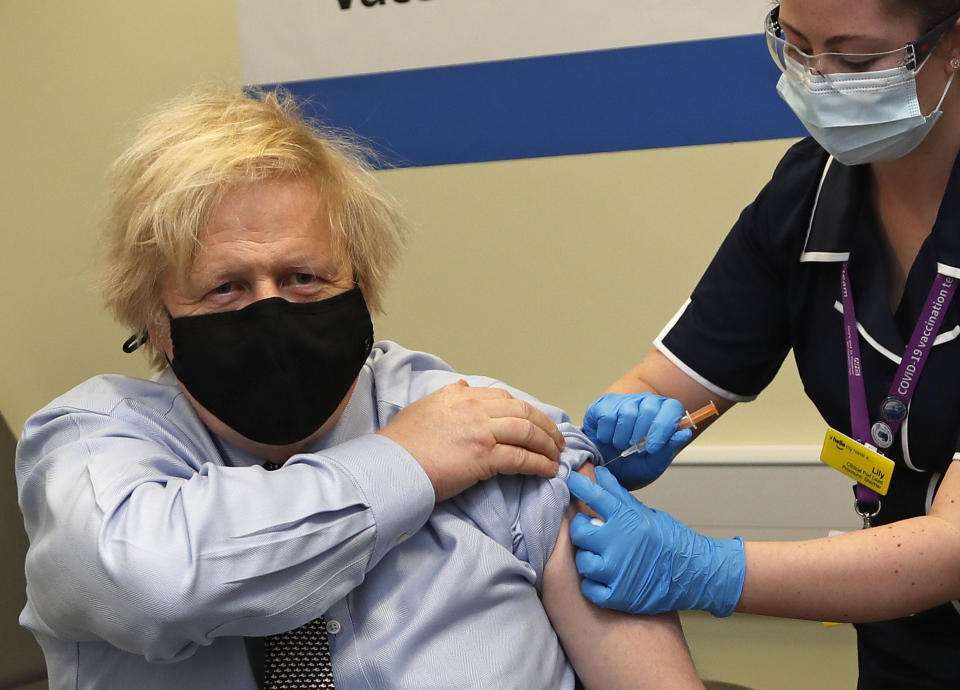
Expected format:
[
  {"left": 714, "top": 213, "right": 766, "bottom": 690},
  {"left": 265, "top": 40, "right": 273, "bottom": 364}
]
[{"left": 326, "top": 619, "right": 342, "bottom": 635}]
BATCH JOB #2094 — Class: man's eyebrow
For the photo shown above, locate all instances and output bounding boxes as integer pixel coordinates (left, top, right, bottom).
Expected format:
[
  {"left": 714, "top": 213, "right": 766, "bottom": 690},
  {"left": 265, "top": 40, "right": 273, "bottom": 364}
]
[
  {"left": 193, "top": 261, "right": 240, "bottom": 287},
  {"left": 285, "top": 253, "right": 331, "bottom": 268},
  {"left": 286, "top": 257, "right": 348, "bottom": 276}
]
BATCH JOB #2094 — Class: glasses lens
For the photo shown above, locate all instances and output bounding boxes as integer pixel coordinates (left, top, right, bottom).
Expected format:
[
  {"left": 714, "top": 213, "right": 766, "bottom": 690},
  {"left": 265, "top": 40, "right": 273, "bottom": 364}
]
[
  {"left": 764, "top": 7, "right": 913, "bottom": 80},
  {"left": 767, "top": 34, "right": 910, "bottom": 81},
  {"left": 816, "top": 47, "right": 910, "bottom": 74},
  {"left": 766, "top": 29, "right": 789, "bottom": 71},
  {"left": 766, "top": 31, "right": 818, "bottom": 76}
]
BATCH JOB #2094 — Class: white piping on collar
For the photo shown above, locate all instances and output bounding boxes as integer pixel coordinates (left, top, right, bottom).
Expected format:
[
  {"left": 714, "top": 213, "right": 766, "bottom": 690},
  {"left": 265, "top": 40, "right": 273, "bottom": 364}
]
[
  {"left": 799, "top": 156, "right": 837, "bottom": 263},
  {"left": 832, "top": 301, "right": 960, "bottom": 363},
  {"left": 653, "top": 299, "right": 756, "bottom": 403},
  {"left": 832, "top": 301, "right": 901, "bottom": 364},
  {"left": 936, "top": 262, "right": 960, "bottom": 279},
  {"left": 801, "top": 251, "right": 849, "bottom": 262}
]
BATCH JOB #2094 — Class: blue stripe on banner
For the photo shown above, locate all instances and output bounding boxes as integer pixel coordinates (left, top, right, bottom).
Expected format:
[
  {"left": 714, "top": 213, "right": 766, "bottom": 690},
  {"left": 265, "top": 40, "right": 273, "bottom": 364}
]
[{"left": 262, "top": 34, "right": 806, "bottom": 168}]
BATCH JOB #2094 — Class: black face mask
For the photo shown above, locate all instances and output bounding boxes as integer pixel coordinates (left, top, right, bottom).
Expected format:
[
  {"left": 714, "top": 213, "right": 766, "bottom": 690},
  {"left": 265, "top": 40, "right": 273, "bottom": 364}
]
[{"left": 168, "top": 288, "right": 373, "bottom": 446}]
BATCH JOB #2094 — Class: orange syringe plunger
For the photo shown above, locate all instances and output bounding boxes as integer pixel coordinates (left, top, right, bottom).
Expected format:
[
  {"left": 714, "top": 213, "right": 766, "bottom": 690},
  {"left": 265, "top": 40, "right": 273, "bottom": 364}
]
[
  {"left": 677, "top": 400, "right": 719, "bottom": 431},
  {"left": 610, "top": 400, "right": 719, "bottom": 462}
]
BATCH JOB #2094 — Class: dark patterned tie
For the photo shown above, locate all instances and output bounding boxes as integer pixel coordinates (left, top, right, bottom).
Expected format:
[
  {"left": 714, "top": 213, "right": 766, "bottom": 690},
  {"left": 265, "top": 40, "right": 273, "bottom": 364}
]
[
  {"left": 262, "top": 460, "right": 336, "bottom": 689},
  {"left": 262, "top": 617, "right": 336, "bottom": 689}
]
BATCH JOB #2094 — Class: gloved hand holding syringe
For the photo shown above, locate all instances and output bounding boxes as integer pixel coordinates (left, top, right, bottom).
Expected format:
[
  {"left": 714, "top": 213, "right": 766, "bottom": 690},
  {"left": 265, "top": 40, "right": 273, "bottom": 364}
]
[{"left": 597, "top": 400, "right": 719, "bottom": 467}]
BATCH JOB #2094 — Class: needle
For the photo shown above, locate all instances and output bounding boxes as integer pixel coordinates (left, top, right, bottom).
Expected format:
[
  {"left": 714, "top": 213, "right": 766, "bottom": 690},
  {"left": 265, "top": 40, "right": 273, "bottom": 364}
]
[{"left": 599, "top": 400, "right": 719, "bottom": 466}]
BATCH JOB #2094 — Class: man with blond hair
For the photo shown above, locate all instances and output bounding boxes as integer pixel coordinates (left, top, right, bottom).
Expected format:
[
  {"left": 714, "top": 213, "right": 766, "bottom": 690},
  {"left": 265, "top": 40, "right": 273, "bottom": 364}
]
[{"left": 15, "top": 88, "right": 701, "bottom": 689}]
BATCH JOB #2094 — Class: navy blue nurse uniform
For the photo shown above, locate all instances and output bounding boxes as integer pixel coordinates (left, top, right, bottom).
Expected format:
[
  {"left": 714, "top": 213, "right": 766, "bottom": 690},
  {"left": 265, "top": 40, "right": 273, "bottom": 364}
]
[{"left": 657, "top": 137, "right": 960, "bottom": 689}]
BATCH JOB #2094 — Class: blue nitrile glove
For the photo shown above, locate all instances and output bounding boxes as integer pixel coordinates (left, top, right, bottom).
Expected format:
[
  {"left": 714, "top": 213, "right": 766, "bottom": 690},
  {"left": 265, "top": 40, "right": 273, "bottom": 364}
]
[
  {"left": 582, "top": 393, "right": 693, "bottom": 488},
  {"left": 567, "top": 466, "right": 745, "bottom": 618}
]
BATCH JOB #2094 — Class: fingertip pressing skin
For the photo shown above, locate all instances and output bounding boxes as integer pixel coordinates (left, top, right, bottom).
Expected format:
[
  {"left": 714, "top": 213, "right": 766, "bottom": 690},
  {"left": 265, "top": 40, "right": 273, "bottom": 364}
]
[
  {"left": 568, "top": 512, "right": 598, "bottom": 544},
  {"left": 594, "top": 467, "right": 637, "bottom": 506},
  {"left": 567, "top": 473, "right": 602, "bottom": 510},
  {"left": 566, "top": 468, "right": 592, "bottom": 496},
  {"left": 594, "top": 465, "right": 615, "bottom": 485},
  {"left": 580, "top": 577, "right": 612, "bottom": 606},
  {"left": 570, "top": 471, "right": 624, "bottom": 521}
]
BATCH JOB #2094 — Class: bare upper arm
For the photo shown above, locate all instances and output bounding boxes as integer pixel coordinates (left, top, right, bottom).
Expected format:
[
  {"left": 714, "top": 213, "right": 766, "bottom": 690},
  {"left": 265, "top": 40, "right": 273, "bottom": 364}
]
[{"left": 540, "top": 465, "right": 704, "bottom": 690}]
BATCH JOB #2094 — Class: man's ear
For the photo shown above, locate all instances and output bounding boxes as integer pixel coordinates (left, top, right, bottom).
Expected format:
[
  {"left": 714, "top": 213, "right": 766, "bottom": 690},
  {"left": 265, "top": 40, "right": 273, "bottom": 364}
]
[{"left": 146, "top": 307, "right": 172, "bottom": 362}]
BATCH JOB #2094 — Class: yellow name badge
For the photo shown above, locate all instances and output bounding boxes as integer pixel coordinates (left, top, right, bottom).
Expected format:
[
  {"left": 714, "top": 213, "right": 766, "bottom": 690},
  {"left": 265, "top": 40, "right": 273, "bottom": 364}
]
[{"left": 819, "top": 428, "right": 894, "bottom": 496}]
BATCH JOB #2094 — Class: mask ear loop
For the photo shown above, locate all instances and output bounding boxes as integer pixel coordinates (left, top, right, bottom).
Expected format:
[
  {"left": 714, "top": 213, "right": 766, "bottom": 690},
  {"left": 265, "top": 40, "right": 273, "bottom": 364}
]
[
  {"left": 123, "top": 305, "right": 173, "bottom": 355},
  {"left": 161, "top": 306, "right": 176, "bottom": 366},
  {"left": 930, "top": 65, "right": 957, "bottom": 116},
  {"left": 122, "top": 332, "right": 148, "bottom": 353}
]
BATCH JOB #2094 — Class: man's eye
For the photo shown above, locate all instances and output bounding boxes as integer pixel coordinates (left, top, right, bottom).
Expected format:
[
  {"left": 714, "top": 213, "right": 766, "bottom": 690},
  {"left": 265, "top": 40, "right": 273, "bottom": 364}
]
[
  {"left": 290, "top": 273, "right": 318, "bottom": 286},
  {"left": 212, "top": 282, "right": 236, "bottom": 295}
]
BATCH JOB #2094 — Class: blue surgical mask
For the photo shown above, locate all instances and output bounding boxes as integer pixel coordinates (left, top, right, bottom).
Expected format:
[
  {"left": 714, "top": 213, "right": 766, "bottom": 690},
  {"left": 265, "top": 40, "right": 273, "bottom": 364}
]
[{"left": 776, "top": 54, "right": 955, "bottom": 166}]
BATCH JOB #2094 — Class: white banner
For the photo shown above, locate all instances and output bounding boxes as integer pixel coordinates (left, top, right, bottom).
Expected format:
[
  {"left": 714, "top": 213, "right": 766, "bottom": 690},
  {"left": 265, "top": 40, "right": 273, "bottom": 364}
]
[{"left": 238, "top": 0, "right": 772, "bottom": 83}]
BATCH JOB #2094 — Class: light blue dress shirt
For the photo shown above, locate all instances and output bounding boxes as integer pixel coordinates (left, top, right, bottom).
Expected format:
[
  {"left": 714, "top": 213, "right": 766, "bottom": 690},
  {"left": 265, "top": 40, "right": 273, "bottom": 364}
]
[{"left": 16, "top": 341, "right": 598, "bottom": 689}]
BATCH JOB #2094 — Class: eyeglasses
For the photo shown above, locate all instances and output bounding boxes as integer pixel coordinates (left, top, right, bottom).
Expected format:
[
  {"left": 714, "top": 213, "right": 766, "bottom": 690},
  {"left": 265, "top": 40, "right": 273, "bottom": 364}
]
[{"left": 765, "top": 5, "right": 960, "bottom": 78}]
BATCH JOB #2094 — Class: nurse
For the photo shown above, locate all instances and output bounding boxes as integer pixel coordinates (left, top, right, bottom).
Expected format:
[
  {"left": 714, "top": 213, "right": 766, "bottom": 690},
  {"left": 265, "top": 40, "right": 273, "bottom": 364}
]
[{"left": 569, "top": 1, "right": 960, "bottom": 687}]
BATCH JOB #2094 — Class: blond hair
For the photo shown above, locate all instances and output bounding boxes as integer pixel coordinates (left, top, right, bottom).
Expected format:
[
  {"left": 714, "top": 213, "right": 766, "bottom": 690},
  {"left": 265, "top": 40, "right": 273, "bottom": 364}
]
[{"left": 100, "top": 87, "right": 407, "bottom": 369}]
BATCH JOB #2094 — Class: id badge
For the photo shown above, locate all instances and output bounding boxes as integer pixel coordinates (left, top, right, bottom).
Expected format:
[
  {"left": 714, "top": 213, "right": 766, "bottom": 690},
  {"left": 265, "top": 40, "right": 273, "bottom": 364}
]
[{"left": 819, "top": 428, "right": 894, "bottom": 496}]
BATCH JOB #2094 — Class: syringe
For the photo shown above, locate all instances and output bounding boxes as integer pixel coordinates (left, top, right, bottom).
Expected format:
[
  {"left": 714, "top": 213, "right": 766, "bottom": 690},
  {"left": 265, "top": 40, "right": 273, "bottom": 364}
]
[{"left": 599, "top": 400, "right": 719, "bottom": 466}]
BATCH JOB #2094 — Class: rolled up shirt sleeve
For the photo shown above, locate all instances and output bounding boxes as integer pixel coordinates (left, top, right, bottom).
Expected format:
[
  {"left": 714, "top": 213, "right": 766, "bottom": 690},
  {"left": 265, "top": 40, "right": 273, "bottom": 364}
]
[{"left": 16, "top": 392, "right": 433, "bottom": 663}]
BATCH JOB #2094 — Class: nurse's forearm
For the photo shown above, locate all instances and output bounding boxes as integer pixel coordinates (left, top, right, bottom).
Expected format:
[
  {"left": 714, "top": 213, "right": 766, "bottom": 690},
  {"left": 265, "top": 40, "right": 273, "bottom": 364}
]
[
  {"left": 604, "top": 351, "right": 733, "bottom": 433},
  {"left": 605, "top": 351, "right": 676, "bottom": 396},
  {"left": 606, "top": 366, "right": 658, "bottom": 395},
  {"left": 737, "top": 515, "right": 960, "bottom": 621}
]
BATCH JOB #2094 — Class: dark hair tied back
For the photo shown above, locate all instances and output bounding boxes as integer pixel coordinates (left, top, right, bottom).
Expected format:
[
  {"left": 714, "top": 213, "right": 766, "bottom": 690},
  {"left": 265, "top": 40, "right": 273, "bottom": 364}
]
[{"left": 885, "top": 0, "right": 960, "bottom": 30}]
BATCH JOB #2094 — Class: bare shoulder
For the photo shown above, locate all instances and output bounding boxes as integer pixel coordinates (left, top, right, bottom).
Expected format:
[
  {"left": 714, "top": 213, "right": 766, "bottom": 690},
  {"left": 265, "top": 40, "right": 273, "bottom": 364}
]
[{"left": 540, "top": 465, "right": 704, "bottom": 690}]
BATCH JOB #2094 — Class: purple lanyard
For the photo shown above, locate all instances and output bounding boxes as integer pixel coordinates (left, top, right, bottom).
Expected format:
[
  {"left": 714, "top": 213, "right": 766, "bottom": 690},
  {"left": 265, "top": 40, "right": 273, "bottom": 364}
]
[{"left": 841, "top": 263, "right": 957, "bottom": 505}]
